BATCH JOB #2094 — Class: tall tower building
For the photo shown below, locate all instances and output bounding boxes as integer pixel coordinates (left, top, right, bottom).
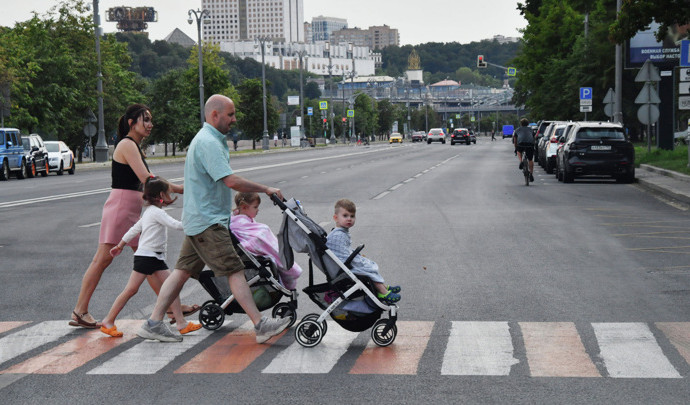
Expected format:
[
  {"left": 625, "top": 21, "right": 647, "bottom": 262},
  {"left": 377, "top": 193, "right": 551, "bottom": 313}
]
[
  {"left": 201, "top": 0, "right": 304, "bottom": 44},
  {"left": 311, "top": 16, "right": 347, "bottom": 42}
]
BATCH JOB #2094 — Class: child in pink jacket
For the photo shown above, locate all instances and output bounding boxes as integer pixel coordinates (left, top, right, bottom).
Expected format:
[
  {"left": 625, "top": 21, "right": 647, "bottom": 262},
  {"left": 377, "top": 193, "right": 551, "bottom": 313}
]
[{"left": 230, "top": 192, "right": 302, "bottom": 289}]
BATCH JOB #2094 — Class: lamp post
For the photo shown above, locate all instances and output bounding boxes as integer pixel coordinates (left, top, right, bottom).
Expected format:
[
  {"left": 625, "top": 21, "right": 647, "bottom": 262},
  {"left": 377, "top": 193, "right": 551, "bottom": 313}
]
[
  {"left": 325, "top": 42, "right": 335, "bottom": 143},
  {"left": 256, "top": 36, "right": 270, "bottom": 150},
  {"left": 92, "top": 0, "right": 108, "bottom": 162},
  {"left": 295, "top": 49, "right": 307, "bottom": 141},
  {"left": 188, "top": 8, "right": 210, "bottom": 127}
]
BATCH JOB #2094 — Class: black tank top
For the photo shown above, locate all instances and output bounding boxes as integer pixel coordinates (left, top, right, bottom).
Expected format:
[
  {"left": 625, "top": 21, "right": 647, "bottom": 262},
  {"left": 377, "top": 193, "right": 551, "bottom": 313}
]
[{"left": 111, "top": 136, "right": 149, "bottom": 191}]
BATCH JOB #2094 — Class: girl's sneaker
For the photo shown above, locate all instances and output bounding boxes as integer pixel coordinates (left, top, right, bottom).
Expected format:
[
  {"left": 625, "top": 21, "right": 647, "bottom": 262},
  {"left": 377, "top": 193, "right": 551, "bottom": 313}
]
[
  {"left": 377, "top": 290, "right": 401, "bottom": 304},
  {"left": 387, "top": 285, "right": 401, "bottom": 293}
]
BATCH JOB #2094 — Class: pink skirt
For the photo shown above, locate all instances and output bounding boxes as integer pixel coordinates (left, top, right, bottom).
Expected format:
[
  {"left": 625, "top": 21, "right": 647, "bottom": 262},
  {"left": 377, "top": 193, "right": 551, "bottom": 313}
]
[{"left": 98, "top": 188, "right": 144, "bottom": 246}]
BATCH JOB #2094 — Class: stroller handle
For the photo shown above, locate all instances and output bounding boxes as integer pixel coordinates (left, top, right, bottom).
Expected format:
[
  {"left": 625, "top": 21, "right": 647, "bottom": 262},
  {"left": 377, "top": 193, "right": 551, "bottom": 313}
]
[{"left": 270, "top": 193, "right": 288, "bottom": 210}]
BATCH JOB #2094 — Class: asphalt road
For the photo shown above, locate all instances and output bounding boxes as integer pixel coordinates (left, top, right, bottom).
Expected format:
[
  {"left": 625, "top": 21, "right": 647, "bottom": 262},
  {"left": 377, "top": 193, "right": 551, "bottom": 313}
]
[{"left": 2, "top": 139, "right": 690, "bottom": 404}]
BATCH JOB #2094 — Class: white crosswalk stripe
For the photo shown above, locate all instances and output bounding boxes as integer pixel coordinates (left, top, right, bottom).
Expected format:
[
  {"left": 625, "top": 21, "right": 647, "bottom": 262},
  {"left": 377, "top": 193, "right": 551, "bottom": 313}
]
[
  {"left": 592, "top": 322, "right": 681, "bottom": 378},
  {"left": 0, "top": 321, "right": 76, "bottom": 366},
  {"left": 441, "top": 321, "right": 518, "bottom": 375}
]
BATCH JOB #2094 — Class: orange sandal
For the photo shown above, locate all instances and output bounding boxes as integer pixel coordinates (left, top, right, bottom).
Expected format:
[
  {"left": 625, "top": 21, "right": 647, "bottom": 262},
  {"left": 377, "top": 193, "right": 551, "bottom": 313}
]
[
  {"left": 178, "top": 322, "right": 202, "bottom": 335},
  {"left": 100, "top": 325, "right": 123, "bottom": 337}
]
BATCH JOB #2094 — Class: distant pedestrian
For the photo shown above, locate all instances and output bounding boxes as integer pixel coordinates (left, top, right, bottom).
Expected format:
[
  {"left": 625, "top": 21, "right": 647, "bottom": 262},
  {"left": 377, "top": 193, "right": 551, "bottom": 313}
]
[
  {"left": 232, "top": 131, "right": 239, "bottom": 151},
  {"left": 491, "top": 130, "right": 496, "bottom": 141},
  {"left": 274, "top": 133, "right": 278, "bottom": 147}
]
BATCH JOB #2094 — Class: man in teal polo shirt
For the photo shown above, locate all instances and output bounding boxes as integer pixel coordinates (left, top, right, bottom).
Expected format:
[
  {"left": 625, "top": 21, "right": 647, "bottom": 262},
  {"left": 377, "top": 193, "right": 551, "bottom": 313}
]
[{"left": 139, "top": 94, "right": 290, "bottom": 343}]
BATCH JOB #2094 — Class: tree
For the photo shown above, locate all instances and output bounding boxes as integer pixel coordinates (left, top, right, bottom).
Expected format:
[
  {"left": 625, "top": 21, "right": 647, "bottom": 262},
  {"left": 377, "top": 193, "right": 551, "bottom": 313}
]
[
  {"left": 609, "top": 0, "right": 690, "bottom": 43},
  {"left": 304, "top": 81, "right": 321, "bottom": 99},
  {"left": 146, "top": 69, "right": 197, "bottom": 155},
  {"left": 237, "top": 78, "right": 279, "bottom": 148}
]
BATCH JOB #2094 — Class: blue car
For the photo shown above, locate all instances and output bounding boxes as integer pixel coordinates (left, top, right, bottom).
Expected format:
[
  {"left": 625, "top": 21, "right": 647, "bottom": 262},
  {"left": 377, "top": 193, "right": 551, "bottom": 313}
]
[{"left": 0, "top": 128, "right": 27, "bottom": 180}]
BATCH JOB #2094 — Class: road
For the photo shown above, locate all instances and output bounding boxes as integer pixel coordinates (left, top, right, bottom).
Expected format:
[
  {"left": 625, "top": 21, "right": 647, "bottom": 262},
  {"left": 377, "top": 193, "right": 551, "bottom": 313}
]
[{"left": 2, "top": 139, "right": 690, "bottom": 404}]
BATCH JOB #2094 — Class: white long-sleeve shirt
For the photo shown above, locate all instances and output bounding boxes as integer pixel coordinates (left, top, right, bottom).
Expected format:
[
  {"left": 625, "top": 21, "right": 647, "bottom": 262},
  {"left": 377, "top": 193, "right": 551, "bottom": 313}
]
[{"left": 122, "top": 205, "right": 183, "bottom": 260}]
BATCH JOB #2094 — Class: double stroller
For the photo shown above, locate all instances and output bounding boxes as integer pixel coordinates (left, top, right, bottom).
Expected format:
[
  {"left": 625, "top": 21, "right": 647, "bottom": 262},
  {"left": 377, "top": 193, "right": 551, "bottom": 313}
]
[
  {"left": 272, "top": 195, "right": 398, "bottom": 347},
  {"left": 196, "top": 230, "right": 298, "bottom": 330}
]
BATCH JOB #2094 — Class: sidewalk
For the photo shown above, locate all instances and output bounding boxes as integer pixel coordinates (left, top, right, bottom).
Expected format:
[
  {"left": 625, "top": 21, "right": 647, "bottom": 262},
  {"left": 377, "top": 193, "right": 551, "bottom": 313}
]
[{"left": 635, "top": 164, "right": 690, "bottom": 206}]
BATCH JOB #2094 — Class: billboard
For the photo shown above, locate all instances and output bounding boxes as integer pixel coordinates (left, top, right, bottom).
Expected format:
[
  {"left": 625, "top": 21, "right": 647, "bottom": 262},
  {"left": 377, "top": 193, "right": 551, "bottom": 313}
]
[{"left": 626, "top": 22, "right": 689, "bottom": 68}]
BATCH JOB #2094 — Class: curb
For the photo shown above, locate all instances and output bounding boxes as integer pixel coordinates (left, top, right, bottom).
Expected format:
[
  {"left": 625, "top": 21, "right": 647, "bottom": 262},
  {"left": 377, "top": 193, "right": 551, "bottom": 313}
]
[
  {"left": 636, "top": 165, "right": 690, "bottom": 206},
  {"left": 639, "top": 164, "right": 690, "bottom": 182}
]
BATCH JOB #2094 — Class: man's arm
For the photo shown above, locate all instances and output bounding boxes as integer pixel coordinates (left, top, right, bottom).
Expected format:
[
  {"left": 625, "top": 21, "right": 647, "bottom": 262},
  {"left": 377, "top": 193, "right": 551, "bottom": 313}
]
[{"left": 222, "top": 174, "right": 284, "bottom": 200}]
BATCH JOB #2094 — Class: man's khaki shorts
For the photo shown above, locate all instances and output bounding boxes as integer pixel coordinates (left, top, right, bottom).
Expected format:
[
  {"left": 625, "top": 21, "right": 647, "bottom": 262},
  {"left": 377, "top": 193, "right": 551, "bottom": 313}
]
[{"left": 174, "top": 224, "right": 244, "bottom": 278}]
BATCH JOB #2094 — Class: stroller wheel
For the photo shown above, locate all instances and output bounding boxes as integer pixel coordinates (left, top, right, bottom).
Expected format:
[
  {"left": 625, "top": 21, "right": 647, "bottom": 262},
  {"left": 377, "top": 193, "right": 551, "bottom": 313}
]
[
  {"left": 199, "top": 302, "right": 225, "bottom": 330},
  {"left": 295, "top": 319, "right": 323, "bottom": 348},
  {"left": 301, "top": 313, "right": 327, "bottom": 336},
  {"left": 272, "top": 303, "right": 297, "bottom": 328},
  {"left": 371, "top": 319, "right": 397, "bottom": 347}
]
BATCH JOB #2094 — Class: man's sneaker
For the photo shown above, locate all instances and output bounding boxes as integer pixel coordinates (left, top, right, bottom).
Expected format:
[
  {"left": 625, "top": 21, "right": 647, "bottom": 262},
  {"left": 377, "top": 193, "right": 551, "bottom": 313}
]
[
  {"left": 529, "top": 173, "right": 535, "bottom": 182},
  {"left": 255, "top": 316, "right": 290, "bottom": 344},
  {"left": 519, "top": 162, "right": 524, "bottom": 170},
  {"left": 137, "top": 320, "right": 183, "bottom": 342}
]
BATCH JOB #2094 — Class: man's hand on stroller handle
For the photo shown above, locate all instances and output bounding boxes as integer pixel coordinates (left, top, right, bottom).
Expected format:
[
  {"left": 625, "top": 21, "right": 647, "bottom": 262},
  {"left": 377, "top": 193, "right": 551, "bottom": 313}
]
[{"left": 266, "top": 187, "right": 283, "bottom": 201}]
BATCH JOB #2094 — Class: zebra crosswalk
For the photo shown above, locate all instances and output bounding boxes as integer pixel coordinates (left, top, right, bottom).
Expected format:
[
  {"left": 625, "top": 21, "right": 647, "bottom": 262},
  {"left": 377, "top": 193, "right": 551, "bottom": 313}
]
[{"left": 0, "top": 320, "right": 689, "bottom": 378}]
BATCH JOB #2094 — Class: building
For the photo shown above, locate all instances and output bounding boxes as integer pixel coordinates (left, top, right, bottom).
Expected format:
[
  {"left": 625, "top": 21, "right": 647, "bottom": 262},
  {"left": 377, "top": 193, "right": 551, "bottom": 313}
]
[
  {"left": 311, "top": 16, "right": 347, "bottom": 42},
  {"left": 201, "top": 0, "right": 304, "bottom": 44},
  {"left": 491, "top": 35, "right": 520, "bottom": 44},
  {"left": 331, "top": 25, "right": 399, "bottom": 50},
  {"left": 163, "top": 28, "right": 196, "bottom": 47},
  {"left": 218, "top": 40, "right": 376, "bottom": 77}
]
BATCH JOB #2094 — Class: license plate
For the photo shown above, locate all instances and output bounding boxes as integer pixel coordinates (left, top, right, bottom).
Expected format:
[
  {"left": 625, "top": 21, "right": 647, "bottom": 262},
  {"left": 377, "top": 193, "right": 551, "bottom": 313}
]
[{"left": 590, "top": 145, "right": 612, "bottom": 151}]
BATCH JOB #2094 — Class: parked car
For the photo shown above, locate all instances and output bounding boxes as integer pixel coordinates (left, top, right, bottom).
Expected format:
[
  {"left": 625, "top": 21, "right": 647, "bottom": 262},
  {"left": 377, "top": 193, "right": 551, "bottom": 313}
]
[
  {"left": 44, "top": 141, "right": 75, "bottom": 175},
  {"left": 534, "top": 120, "right": 554, "bottom": 165},
  {"left": 450, "top": 128, "right": 475, "bottom": 145},
  {"left": 427, "top": 128, "right": 446, "bottom": 144},
  {"left": 389, "top": 132, "right": 403, "bottom": 143},
  {"left": 541, "top": 122, "right": 572, "bottom": 174},
  {"left": 21, "top": 134, "right": 49, "bottom": 178},
  {"left": 411, "top": 131, "right": 425, "bottom": 142},
  {"left": 556, "top": 121, "right": 634, "bottom": 183},
  {"left": 0, "top": 127, "right": 27, "bottom": 180}
]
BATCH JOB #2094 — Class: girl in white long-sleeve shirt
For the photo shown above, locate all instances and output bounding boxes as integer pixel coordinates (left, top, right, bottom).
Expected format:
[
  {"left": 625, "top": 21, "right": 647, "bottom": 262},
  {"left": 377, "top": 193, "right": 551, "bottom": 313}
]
[{"left": 100, "top": 176, "right": 201, "bottom": 337}]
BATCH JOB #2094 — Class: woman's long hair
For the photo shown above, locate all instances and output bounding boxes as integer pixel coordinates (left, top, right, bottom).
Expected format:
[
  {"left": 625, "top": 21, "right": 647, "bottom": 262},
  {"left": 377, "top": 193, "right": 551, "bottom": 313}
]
[{"left": 117, "top": 103, "right": 151, "bottom": 141}]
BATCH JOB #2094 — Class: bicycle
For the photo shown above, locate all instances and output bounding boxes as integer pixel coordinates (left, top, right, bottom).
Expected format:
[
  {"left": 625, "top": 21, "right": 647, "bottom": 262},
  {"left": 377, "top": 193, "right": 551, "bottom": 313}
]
[{"left": 521, "top": 150, "right": 530, "bottom": 186}]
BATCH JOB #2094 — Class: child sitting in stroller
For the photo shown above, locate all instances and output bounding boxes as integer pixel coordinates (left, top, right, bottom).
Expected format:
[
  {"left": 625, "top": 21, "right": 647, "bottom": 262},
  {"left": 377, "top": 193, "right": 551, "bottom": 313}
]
[
  {"left": 231, "top": 192, "right": 302, "bottom": 289},
  {"left": 326, "top": 199, "right": 401, "bottom": 304}
]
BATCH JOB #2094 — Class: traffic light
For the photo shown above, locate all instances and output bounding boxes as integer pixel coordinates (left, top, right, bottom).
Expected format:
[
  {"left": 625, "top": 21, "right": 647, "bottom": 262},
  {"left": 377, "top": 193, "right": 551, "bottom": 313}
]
[
  {"left": 342, "top": 117, "right": 347, "bottom": 123},
  {"left": 322, "top": 118, "right": 327, "bottom": 123},
  {"left": 477, "top": 55, "right": 487, "bottom": 68}
]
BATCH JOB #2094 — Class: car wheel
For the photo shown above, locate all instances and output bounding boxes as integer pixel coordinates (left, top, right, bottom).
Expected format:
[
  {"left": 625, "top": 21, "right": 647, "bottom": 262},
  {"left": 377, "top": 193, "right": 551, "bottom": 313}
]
[
  {"left": 41, "top": 160, "right": 49, "bottom": 177},
  {"left": 16, "top": 159, "right": 26, "bottom": 179},
  {"left": 442, "top": 140, "right": 446, "bottom": 144},
  {"left": 466, "top": 140, "right": 470, "bottom": 145},
  {"left": 427, "top": 140, "right": 431, "bottom": 144},
  {"left": 0, "top": 159, "right": 9, "bottom": 180},
  {"left": 57, "top": 162, "right": 64, "bottom": 175},
  {"left": 68, "top": 158, "right": 75, "bottom": 175},
  {"left": 26, "top": 160, "right": 35, "bottom": 178},
  {"left": 473, "top": 140, "right": 476, "bottom": 144},
  {"left": 563, "top": 165, "right": 574, "bottom": 183},
  {"left": 545, "top": 159, "right": 553, "bottom": 174}
]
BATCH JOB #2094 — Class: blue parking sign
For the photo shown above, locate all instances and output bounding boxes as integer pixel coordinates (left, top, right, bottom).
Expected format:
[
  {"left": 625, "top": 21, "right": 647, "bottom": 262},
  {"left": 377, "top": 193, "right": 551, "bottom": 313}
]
[
  {"left": 580, "top": 87, "right": 592, "bottom": 100},
  {"left": 307, "top": 107, "right": 313, "bottom": 116},
  {"left": 681, "top": 40, "right": 690, "bottom": 67}
]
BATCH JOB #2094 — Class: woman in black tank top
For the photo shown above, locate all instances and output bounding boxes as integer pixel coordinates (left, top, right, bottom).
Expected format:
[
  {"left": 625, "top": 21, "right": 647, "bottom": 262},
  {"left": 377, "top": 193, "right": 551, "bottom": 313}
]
[{"left": 71, "top": 104, "right": 191, "bottom": 328}]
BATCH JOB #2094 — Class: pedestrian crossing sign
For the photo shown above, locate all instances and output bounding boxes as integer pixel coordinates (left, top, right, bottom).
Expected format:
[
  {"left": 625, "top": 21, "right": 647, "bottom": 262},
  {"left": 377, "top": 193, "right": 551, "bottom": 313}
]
[
  {"left": 319, "top": 101, "right": 328, "bottom": 110},
  {"left": 347, "top": 109, "right": 354, "bottom": 118}
]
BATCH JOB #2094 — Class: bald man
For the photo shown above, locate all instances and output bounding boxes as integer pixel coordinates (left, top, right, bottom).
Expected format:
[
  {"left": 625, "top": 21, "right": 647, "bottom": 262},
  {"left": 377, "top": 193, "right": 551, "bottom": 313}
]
[{"left": 138, "top": 95, "right": 290, "bottom": 343}]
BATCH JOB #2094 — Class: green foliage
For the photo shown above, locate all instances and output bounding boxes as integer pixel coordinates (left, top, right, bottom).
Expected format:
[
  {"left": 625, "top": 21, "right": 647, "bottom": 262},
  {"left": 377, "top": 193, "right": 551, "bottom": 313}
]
[
  {"left": 237, "top": 78, "right": 279, "bottom": 146},
  {"left": 610, "top": 0, "right": 690, "bottom": 43},
  {"left": 635, "top": 145, "right": 690, "bottom": 175},
  {"left": 0, "top": 0, "right": 140, "bottom": 155}
]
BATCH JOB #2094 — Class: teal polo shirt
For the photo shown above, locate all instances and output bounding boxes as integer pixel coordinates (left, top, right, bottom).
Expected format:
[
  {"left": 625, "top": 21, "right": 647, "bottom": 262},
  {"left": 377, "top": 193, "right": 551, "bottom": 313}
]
[{"left": 182, "top": 123, "right": 234, "bottom": 236}]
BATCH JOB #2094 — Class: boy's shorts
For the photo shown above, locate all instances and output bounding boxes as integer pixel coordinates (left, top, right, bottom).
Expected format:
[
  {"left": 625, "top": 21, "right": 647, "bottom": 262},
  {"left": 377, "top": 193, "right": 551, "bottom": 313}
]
[{"left": 174, "top": 224, "right": 244, "bottom": 279}]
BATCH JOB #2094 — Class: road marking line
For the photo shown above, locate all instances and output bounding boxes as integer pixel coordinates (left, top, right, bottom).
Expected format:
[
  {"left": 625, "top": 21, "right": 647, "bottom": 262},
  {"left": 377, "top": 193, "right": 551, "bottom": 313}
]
[
  {"left": 441, "top": 321, "right": 518, "bottom": 376},
  {"left": 78, "top": 222, "right": 101, "bottom": 228},
  {"left": 373, "top": 191, "right": 390, "bottom": 200},
  {"left": 656, "top": 323, "right": 690, "bottom": 367},
  {"left": 262, "top": 322, "right": 358, "bottom": 374},
  {"left": 0, "top": 321, "right": 78, "bottom": 366},
  {"left": 350, "top": 321, "right": 433, "bottom": 375},
  {"left": 87, "top": 326, "right": 215, "bottom": 375},
  {"left": 403, "top": 178, "right": 415, "bottom": 183},
  {"left": 0, "top": 320, "right": 141, "bottom": 374},
  {"left": 175, "top": 321, "right": 277, "bottom": 373},
  {"left": 520, "top": 322, "right": 600, "bottom": 377},
  {"left": 390, "top": 184, "right": 403, "bottom": 191},
  {"left": 0, "top": 322, "right": 30, "bottom": 335},
  {"left": 592, "top": 322, "right": 681, "bottom": 378}
]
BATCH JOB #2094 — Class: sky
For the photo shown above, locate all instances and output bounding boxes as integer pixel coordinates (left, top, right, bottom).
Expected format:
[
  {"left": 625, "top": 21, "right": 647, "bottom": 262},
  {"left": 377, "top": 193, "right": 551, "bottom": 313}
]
[{"left": 0, "top": 0, "right": 526, "bottom": 45}]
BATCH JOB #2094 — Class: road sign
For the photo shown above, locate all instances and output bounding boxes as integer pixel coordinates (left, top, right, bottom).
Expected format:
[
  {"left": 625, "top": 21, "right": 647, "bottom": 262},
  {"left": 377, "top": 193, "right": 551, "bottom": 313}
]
[
  {"left": 579, "top": 87, "right": 592, "bottom": 100},
  {"left": 680, "top": 96, "right": 690, "bottom": 110},
  {"left": 471, "top": 116, "right": 476, "bottom": 122},
  {"left": 287, "top": 95, "right": 299, "bottom": 106},
  {"left": 637, "top": 104, "right": 660, "bottom": 124},
  {"left": 319, "top": 101, "right": 328, "bottom": 110},
  {"left": 681, "top": 68, "right": 690, "bottom": 82},
  {"left": 347, "top": 109, "right": 354, "bottom": 118},
  {"left": 681, "top": 40, "right": 690, "bottom": 67},
  {"left": 580, "top": 99, "right": 592, "bottom": 106},
  {"left": 307, "top": 107, "right": 313, "bottom": 116},
  {"left": 580, "top": 105, "right": 592, "bottom": 113},
  {"left": 506, "top": 67, "right": 517, "bottom": 76},
  {"left": 604, "top": 104, "right": 613, "bottom": 117},
  {"left": 83, "top": 123, "right": 97, "bottom": 138},
  {"left": 603, "top": 88, "right": 615, "bottom": 104},
  {"left": 455, "top": 114, "right": 460, "bottom": 119},
  {"left": 680, "top": 83, "right": 690, "bottom": 95},
  {"left": 634, "top": 82, "right": 661, "bottom": 104},
  {"left": 635, "top": 60, "right": 661, "bottom": 82}
]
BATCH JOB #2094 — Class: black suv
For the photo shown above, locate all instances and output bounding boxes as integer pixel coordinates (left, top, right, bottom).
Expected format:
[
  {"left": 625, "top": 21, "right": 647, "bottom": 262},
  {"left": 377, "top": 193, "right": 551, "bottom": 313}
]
[
  {"left": 21, "top": 134, "right": 49, "bottom": 177},
  {"left": 450, "top": 128, "right": 475, "bottom": 145},
  {"left": 557, "top": 122, "right": 634, "bottom": 183}
]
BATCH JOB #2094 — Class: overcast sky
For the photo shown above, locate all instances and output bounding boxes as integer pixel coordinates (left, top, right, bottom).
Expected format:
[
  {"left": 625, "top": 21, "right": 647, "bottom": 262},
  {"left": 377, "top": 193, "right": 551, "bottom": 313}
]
[{"left": 0, "top": 0, "right": 526, "bottom": 45}]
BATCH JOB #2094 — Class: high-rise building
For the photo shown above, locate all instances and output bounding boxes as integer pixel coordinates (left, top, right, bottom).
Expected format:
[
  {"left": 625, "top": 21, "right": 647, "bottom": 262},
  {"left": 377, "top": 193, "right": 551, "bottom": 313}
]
[
  {"left": 331, "top": 25, "right": 399, "bottom": 50},
  {"left": 311, "top": 16, "right": 347, "bottom": 42},
  {"left": 201, "top": 0, "right": 304, "bottom": 44}
]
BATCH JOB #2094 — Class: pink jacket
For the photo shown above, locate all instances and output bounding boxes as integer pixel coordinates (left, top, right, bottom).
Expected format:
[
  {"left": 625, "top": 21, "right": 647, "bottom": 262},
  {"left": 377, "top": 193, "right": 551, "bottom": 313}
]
[{"left": 230, "top": 214, "right": 302, "bottom": 289}]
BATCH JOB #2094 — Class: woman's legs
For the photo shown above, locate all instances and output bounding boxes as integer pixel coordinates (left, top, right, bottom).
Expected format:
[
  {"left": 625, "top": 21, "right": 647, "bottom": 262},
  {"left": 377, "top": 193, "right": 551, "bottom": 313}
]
[
  {"left": 101, "top": 271, "right": 147, "bottom": 329},
  {"left": 72, "top": 243, "right": 115, "bottom": 324}
]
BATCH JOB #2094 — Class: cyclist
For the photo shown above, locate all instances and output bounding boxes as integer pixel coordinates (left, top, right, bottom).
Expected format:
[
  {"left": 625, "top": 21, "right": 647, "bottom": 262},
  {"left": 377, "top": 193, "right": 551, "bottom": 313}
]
[{"left": 513, "top": 118, "right": 535, "bottom": 182}]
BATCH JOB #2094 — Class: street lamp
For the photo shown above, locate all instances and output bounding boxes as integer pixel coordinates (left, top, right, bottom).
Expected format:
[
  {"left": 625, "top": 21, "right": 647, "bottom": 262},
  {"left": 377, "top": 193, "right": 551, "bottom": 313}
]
[
  {"left": 188, "top": 8, "right": 210, "bottom": 126},
  {"left": 293, "top": 47, "right": 307, "bottom": 141},
  {"left": 256, "top": 36, "right": 271, "bottom": 150},
  {"left": 92, "top": 0, "right": 108, "bottom": 162},
  {"left": 325, "top": 42, "right": 335, "bottom": 143}
]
